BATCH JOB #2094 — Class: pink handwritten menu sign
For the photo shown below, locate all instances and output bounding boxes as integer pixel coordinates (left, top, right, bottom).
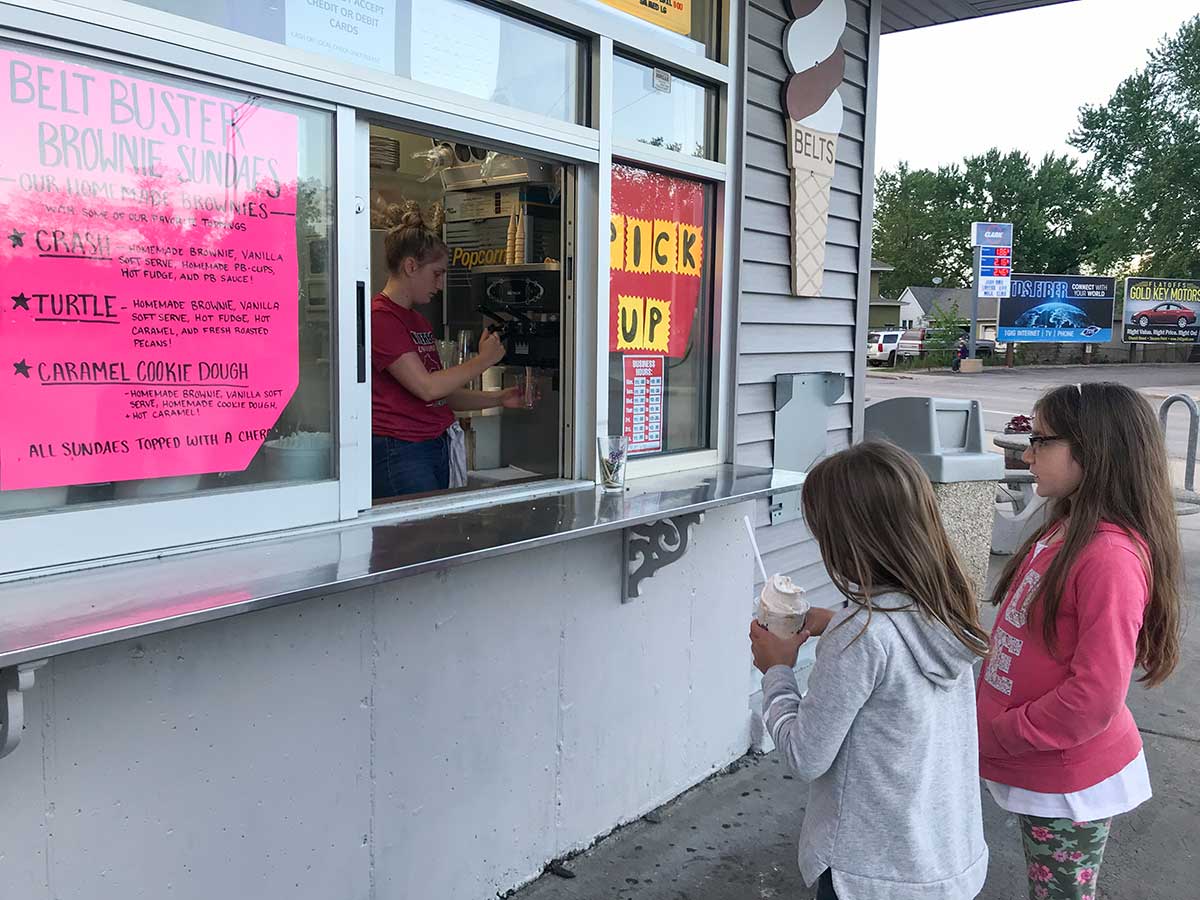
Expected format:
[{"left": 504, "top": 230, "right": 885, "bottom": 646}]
[{"left": 0, "top": 49, "right": 300, "bottom": 491}]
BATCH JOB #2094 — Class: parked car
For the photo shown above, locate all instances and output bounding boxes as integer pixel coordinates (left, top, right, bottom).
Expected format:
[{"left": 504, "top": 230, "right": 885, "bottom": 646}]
[
  {"left": 897, "top": 327, "right": 996, "bottom": 359},
  {"left": 897, "top": 327, "right": 928, "bottom": 358},
  {"left": 1133, "top": 302, "right": 1197, "bottom": 328},
  {"left": 973, "top": 337, "right": 998, "bottom": 357},
  {"left": 953, "top": 325, "right": 1000, "bottom": 356},
  {"left": 866, "top": 329, "right": 902, "bottom": 366}
]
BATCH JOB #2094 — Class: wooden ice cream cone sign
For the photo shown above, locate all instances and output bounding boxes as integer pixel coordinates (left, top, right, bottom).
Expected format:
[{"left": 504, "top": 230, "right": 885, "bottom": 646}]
[{"left": 780, "top": 0, "right": 846, "bottom": 298}]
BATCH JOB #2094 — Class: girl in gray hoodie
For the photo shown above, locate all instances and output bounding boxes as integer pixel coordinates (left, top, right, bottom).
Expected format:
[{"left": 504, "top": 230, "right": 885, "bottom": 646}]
[{"left": 750, "top": 442, "right": 990, "bottom": 900}]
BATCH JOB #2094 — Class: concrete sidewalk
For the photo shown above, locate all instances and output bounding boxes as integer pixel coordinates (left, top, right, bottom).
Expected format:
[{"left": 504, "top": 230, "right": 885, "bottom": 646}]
[{"left": 509, "top": 520, "right": 1200, "bottom": 900}]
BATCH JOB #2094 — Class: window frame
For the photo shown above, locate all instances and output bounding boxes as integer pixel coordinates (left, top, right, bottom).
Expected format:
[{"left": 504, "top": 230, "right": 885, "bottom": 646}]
[
  {"left": 505, "top": 0, "right": 729, "bottom": 68},
  {"left": 21, "top": 0, "right": 600, "bottom": 158},
  {"left": 0, "top": 32, "right": 347, "bottom": 576},
  {"left": 0, "top": 18, "right": 600, "bottom": 576},
  {"left": 584, "top": 27, "right": 738, "bottom": 481},
  {"left": 607, "top": 158, "right": 719, "bottom": 463},
  {"left": 599, "top": 55, "right": 734, "bottom": 477},
  {"left": 350, "top": 113, "right": 584, "bottom": 512},
  {"left": 610, "top": 53, "right": 720, "bottom": 164},
  {"left": 0, "top": 0, "right": 744, "bottom": 576}
]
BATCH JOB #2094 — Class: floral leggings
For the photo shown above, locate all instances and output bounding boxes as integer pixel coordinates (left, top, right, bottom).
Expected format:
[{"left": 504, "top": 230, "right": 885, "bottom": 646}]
[{"left": 1019, "top": 815, "right": 1112, "bottom": 900}]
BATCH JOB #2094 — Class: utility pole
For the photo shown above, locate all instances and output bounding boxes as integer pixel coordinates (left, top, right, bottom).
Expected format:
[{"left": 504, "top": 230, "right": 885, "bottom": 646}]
[{"left": 970, "top": 246, "right": 982, "bottom": 360}]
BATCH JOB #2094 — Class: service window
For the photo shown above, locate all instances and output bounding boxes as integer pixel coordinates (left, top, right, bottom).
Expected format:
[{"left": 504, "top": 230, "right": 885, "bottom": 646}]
[
  {"left": 0, "top": 41, "right": 335, "bottom": 520},
  {"left": 366, "top": 124, "right": 570, "bottom": 502},
  {"left": 607, "top": 162, "right": 714, "bottom": 456}
]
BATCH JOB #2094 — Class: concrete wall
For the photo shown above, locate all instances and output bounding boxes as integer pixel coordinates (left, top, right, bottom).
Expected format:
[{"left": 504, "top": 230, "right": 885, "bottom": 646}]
[{"left": 0, "top": 502, "right": 756, "bottom": 900}]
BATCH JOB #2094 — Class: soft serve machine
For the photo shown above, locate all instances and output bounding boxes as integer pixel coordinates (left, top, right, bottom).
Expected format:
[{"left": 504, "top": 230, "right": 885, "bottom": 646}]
[{"left": 440, "top": 144, "right": 563, "bottom": 478}]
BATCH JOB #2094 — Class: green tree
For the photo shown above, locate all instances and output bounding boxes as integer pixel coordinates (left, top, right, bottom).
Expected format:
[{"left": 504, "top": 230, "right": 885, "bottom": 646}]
[
  {"left": 872, "top": 162, "right": 969, "bottom": 297},
  {"left": 923, "top": 301, "right": 967, "bottom": 368},
  {"left": 873, "top": 152, "right": 1103, "bottom": 296},
  {"left": 958, "top": 150, "right": 1101, "bottom": 276},
  {"left": 1071, "top": 15, "right": 1200, "bottom": 277}
]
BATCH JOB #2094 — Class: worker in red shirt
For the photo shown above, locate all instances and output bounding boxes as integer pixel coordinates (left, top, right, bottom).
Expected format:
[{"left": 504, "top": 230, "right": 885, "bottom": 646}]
[{"left": 372, "top": 209, "right": 526, "bottom": 499}]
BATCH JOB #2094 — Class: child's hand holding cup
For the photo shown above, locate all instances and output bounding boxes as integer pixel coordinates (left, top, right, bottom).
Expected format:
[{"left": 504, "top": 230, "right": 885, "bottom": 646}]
[{"left": 749, "top": 575, "right": 813, "bottom": 673}]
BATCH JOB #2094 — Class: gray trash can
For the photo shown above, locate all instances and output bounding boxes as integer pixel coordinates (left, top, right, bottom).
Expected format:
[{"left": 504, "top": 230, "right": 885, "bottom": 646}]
[{"left": 864, "top": 398, "right": 1003, "bottom": 599}]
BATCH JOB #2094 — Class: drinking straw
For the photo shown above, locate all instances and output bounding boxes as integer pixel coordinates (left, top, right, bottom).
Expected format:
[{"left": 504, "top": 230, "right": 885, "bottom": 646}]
[{"left": 743, "top": 515, "right": 769, "bottom": 584}]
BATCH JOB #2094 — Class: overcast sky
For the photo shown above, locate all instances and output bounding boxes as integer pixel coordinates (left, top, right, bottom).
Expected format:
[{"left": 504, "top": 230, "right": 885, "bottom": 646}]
[{"left": 874, "top": 0, "right": 1199, "bottom": 174}]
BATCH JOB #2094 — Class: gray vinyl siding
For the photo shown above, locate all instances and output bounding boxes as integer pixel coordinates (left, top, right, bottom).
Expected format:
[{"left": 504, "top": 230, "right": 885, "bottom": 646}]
[{"left": 738, "top": 0, "right": 878, "bottom": 609}]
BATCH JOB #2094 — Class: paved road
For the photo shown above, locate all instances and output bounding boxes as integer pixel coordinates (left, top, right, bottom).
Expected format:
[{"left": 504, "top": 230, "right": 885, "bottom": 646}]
[{"left": 867, "top": 364, "right": 1200, "bottom": 467}]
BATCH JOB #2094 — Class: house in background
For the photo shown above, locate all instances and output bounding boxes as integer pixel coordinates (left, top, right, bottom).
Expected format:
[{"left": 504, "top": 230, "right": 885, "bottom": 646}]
[
  {"left": 867, "top": 259, "right": 901, "bottom": 328},
  {"left": 897, "top": 285, "right": 1000, "bottom": 342}
]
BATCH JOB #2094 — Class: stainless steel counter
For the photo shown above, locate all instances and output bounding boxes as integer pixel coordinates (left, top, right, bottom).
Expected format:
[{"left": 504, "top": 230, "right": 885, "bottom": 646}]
[{"left": 0, "top": 465, "right": 803, "bottom": 668}]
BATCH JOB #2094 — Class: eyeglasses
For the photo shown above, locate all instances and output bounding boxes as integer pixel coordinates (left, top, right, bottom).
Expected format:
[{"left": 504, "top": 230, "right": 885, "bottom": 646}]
[{"left": 1028, "top": 434, "right": 1068, "bottom": 452}]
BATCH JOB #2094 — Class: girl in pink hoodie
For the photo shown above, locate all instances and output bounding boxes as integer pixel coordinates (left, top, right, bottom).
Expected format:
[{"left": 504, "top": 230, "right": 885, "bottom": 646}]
[{"left": 977, "top": 382, "right": 1183, "bottom": 900}]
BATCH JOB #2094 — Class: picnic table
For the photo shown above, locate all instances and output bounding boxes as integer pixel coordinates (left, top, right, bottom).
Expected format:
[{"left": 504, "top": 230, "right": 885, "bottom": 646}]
[{"left": 993, "top": 434, "right": 1030, "bottom": 453}]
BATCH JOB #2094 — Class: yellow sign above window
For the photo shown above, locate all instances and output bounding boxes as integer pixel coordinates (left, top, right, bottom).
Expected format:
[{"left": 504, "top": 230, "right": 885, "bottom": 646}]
[{"left": 600, "top": 0, "right": 692, "bottom": 37}]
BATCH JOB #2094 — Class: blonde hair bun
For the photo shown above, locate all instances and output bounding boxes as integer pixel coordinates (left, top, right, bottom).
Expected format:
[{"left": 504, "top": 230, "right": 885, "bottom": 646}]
[
  {"left": 383, "top": 201, "right": 448, "bottom": 272},
  {"left": 398, "top": 201, "right": 426, "bottom": 230}
]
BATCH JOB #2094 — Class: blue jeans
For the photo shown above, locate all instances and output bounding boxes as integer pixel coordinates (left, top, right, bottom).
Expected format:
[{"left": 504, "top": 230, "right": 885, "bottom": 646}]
[{"left": 372, "top": 433, "right": 449, "bottom": 499}]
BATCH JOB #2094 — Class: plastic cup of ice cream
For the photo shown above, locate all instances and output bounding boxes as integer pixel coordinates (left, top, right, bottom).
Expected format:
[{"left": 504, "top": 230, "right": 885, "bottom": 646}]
[{"left": 756, "top": 574, "right": 810, "bottom": 637}]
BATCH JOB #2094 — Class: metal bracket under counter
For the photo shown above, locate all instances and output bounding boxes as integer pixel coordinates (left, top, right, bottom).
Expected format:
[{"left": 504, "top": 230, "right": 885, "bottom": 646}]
[
  {"left": 622, "top": 512, "right": 705, "bottom": 603},
  {"left": 1, "top": 660, "right": 47, "bottom": 759}
]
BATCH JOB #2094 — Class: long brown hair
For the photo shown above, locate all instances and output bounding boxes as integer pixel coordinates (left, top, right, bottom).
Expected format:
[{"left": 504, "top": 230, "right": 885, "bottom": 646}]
[
  {"left": 989, "top": 382, "right": 1182, "bottom": 686},
  {"left": 802, "top": 441, "right": 989, "bottom": 656}
]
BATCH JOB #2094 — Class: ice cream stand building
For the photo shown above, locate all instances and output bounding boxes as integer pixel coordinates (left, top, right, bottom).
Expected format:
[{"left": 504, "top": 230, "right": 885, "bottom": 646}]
[{"left": 0, "top": 1, "right": 1074, "bottom": 897}]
